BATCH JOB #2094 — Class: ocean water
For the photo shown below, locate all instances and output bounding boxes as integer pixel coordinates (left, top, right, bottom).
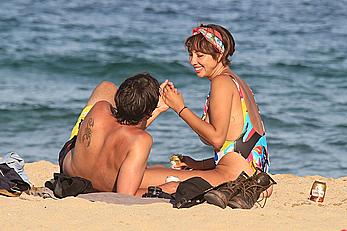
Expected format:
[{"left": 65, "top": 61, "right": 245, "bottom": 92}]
[{"left": 0, "top": 0, "right": 346, "bottom": 178}]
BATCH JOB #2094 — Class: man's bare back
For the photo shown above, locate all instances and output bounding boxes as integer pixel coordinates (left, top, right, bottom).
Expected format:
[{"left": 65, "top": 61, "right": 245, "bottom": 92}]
[
  {"left": 58, "top": 74, "right": 160, "bottom": 196},
  {"left": 63, "top": 101, "right": 152, "bottom": 195}
]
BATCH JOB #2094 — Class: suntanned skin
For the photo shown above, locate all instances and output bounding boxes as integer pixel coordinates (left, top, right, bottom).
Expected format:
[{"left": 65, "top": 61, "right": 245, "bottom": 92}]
[
  {"left": 140, "top": 66, "right": 254, "bottom": 189},
  {"left": 62, "top": 80, "right": 173, "bottom": 197},
  {"left": 61, "top": 81, "right": 165, "bottom": 197},
  {"left": 63, "top": 101, "right": 152, "bottom": 196},
  {"left": 141, "top": 49, "right": 273, "bottom": 197}
]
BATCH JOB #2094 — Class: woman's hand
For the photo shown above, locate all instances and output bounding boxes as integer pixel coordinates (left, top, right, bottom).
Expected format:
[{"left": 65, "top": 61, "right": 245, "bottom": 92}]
[
  {"left": 157, "top": 80, "right": 176, "bottom": 112},
  {"left": 171, "top": 155, "right": 215, "bottom": 170},
  {"left": 171, "top": 155, "right": 197, "bottom": 170},
  {"left": 162, "top": 84, "right": 185, "bottom": 113},
  {"left": 180, "top": 156, "right": 197, "bottom": 168}
]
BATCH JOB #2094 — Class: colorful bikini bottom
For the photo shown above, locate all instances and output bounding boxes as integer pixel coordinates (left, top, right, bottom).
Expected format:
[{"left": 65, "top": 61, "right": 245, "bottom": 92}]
[{"left": 214, "top": 132, "right": 270, "bottom": 173}]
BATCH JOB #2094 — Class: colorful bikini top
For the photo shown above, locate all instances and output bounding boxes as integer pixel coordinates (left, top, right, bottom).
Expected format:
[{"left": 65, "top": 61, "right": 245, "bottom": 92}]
[
  {"left": 202, "top": 74, "right": 269, "bottom": 172},
  {"left": 202, "top": 77, "right": 265, "bottom": 152},
  {"left": 202, "top": 78, "right": 250, "bottom": 136}
]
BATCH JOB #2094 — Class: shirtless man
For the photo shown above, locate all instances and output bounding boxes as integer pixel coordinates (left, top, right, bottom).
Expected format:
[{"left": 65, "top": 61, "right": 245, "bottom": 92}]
[{"left": 58, "top": 73, "right": 166, "bottom": 196}]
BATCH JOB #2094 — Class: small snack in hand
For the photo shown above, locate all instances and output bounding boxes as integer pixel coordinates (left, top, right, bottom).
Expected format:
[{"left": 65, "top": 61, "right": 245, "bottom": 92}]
[
  {"left": 169, "top": 154, "right": 183, "bottom": 169},
  {"left": 169, "top": 154, "right": 192, "bottom": 170}
]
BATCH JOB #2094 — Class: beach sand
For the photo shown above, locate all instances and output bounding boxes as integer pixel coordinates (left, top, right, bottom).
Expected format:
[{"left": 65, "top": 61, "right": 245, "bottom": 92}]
[{"left": 1, "top": 161, "right": 346, "bottom": 231}]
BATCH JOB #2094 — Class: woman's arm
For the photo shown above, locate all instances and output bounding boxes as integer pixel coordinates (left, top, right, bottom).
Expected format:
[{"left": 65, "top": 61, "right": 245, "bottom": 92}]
[
  {"left": 162, "top": 75, "right": 236, "bottom": 150},
  {"left": 181, "top": 156, "right": 216, "bottom": 170},
  {"left": 199, "top": 136, "right": 211, "bottom": 145}
]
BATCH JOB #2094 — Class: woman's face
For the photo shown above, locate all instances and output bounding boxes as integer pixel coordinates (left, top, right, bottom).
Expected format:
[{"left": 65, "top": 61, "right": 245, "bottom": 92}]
[{"left": 188, "top": 50, "right": 220, "bottom": 78}]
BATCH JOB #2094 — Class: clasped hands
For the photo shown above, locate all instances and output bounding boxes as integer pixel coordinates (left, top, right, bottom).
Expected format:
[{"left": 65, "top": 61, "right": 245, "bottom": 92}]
[{"left": 158, "top": 80, "right": 185, "bottom": 114}]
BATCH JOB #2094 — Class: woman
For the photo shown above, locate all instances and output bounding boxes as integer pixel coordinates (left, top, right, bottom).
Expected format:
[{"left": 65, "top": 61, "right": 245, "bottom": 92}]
[{"left": 141, "top": 24, "right": 270, "bottom": 195}]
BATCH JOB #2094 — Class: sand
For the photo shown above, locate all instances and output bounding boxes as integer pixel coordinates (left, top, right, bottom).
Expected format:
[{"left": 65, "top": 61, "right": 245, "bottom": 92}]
[{"left": 0, "top": 161, "right": 346, "bottom": 231}]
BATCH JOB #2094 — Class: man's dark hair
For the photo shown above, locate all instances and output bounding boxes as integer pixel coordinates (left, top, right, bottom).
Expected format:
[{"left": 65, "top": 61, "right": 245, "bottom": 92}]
[{"left": 114, "top": 73, "right": 160, "bottom": 125}]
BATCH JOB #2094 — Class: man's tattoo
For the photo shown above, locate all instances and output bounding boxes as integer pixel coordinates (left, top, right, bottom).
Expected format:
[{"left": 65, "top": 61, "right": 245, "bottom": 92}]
[{"left": 81, "top": 118, "right": 94, "bottom": 147}]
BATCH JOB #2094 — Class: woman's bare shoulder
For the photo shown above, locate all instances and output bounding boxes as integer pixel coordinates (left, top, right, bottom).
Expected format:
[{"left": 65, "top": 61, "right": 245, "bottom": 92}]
[{"left": 211, "top": 73, "right": 239, "bottom": 94}]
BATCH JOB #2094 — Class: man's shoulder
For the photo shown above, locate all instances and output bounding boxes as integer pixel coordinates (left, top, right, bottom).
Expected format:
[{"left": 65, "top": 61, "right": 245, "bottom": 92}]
[
  {"left": 126, "top": 128, "right": 152, "bottom": 143},
  {"left": 109, "top": 123, "right": 152, "bottom": 145},
  {"left": 88, "top": 101, "right": 114, "bottom": 118},
  {"left": 110, "top": 128, "right": 152, "bottom": 158},
  {"left": 126, "top": 131, "right": 153, "bottom": 158}
]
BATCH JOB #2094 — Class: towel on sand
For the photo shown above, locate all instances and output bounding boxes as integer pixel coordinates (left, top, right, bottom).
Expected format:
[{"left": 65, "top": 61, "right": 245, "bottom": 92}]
[
  {"left": 25, "top": 186, "right": 169, "bottom": 204},
  {"left": 78, "top": 192, "right": 170, "bottom": 205}
]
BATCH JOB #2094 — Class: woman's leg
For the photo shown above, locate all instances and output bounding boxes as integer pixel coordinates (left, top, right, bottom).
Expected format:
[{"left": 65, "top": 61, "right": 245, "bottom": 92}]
[
  {"left": 140, "top": 152, "right": 253, "bottom": 188},
  {"left": 141, "top": 167, "right": 224, "bottom": 189}
]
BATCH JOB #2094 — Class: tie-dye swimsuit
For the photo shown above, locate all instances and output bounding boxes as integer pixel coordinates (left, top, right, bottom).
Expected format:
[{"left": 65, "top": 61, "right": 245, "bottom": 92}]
[{"left": 202, "top": 79, "right": 270, "bottom": 173}]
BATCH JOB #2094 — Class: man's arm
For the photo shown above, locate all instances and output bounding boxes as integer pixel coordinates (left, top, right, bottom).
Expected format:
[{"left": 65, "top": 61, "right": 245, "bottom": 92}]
[
  {"left": 145, "top": 106, "right": 166, "bottom": 127},
  {"left": 146, "top": 80, "right": 176, "bottom": 128},
  {"left": 116, "top": 133, "right": 152, "bottom": 196}
]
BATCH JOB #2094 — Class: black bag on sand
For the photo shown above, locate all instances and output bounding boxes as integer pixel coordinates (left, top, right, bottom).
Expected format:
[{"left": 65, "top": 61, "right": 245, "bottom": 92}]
[
  {"left": 45, "top": 173, "right": 96, "bottom": 198},
  {"left": 0, "top": 163, "right": 31, "bottom": 197},
  {"left": 174, "top": 177, "right": 213, "bottom": 209}
]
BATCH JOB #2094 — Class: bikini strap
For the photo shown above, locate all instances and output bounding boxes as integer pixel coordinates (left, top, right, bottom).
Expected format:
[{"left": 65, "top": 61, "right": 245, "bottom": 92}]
[
  {"left": 222, "top": 69, "right": 266, "bottom": 135},
  {"left": 231, "top": 78, "right": 245, "bottom": 100},
  {"left": 201, "top": 92, "right": 210, "bottom": 120}
]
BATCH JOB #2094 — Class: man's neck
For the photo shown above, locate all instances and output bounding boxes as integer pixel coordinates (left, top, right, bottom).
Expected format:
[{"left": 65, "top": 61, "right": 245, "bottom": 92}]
[
  {"left": 137, "top": 120, "right": 147, "bottom": 130},
  {"left": 129, "top": 119, "right": 147, "bottom": 130}
]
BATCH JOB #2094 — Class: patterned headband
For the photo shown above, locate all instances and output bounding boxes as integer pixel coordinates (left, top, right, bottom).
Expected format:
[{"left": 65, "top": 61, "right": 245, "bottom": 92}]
[{"left": 192, "top": 27, "right": 225, "bottom": 53}]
